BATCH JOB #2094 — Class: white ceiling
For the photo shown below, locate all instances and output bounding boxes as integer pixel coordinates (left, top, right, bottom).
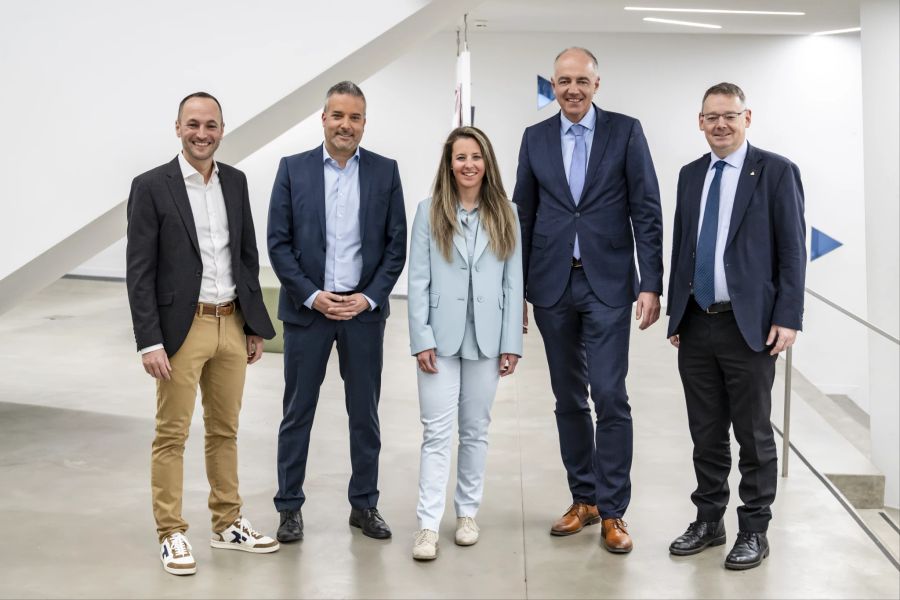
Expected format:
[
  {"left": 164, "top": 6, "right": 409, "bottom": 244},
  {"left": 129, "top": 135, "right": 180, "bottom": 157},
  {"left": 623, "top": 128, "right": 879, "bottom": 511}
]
[{"left": 458, "top": 0, "right": 861, "bottom": 35}]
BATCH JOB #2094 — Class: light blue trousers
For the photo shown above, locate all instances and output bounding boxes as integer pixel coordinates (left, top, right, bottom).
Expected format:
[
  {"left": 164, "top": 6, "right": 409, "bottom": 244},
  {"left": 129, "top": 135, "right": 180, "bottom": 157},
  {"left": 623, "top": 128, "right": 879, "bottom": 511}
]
[{"left": 416, "top": 356, "right": 499, "bottom": 531}]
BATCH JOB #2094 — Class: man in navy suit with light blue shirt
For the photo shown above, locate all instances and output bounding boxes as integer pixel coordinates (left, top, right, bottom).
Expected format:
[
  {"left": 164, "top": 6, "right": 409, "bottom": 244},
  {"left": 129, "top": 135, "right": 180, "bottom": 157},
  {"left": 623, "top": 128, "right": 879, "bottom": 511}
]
[
  {"left": 666, "top": 82, "right": 806, "bottom": 570},
  {"left": 267, "top": 81, "right": 407, "bottom": 543},
  {"left": 513, "top": 47, "right": 664, "bottom": 553}
]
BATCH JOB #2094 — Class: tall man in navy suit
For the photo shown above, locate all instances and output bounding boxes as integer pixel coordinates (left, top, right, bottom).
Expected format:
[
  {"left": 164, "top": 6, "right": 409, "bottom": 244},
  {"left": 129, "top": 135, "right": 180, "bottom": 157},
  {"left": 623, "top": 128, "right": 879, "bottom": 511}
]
[
  {"left": 666, "top": 83, "right": 806, "bottom": 570},
  {"left": 268, "top": 81, "right": 407, "bottom": 542},
  {"left": 513, "top": 47, "right": 664, "bottom": 553}
]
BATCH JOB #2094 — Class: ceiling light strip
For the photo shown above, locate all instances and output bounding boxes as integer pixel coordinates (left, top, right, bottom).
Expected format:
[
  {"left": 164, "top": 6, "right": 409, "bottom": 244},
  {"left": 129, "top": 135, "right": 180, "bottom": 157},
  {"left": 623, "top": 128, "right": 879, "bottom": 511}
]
[
  {"left": 643, "top": 17, "right": 721, "bottom": 29},
  {"left": 626, "top": 6, "right": 805, "bottom": 16},
  {"left": 811, "top": 27, "right": 862, "bottom": 36}
]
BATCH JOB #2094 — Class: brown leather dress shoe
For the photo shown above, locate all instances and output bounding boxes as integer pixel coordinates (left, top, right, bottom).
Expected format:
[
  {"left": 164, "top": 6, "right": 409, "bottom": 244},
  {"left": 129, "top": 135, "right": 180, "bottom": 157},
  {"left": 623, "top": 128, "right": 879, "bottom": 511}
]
[
  {"left": 601, "top": 518, "right": 633, "bottom": 553},
  {"left": 550, "top": 503, "right": 601, "bottom": 536}
]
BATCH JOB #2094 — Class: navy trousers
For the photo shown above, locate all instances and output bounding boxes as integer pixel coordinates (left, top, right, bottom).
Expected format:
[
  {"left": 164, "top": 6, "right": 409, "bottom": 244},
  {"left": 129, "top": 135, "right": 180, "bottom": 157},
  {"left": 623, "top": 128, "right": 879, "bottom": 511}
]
[
  {"left": 533, "top": 268, "right": 633, "bottom": 518},
  {"left": 274, "top": 313, "right": 385, "bottom": 512}
]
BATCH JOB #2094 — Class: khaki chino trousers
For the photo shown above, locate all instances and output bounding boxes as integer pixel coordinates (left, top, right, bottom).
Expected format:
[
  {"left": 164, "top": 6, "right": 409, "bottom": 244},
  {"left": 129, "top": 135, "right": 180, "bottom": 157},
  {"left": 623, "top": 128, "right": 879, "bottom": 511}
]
[{"left": 151, "top": 310, "right": 247, "bottom": 542}]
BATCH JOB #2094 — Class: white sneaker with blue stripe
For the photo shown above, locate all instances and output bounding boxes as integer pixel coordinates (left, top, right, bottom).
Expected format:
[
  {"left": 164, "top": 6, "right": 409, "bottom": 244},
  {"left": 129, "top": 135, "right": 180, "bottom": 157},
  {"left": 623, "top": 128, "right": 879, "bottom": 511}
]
[
  {"left": 210, "top": 516, "right": 280, "bottom": 553},
  {"left": 160, "top": 532, "right": 197, "bottom": 576}
]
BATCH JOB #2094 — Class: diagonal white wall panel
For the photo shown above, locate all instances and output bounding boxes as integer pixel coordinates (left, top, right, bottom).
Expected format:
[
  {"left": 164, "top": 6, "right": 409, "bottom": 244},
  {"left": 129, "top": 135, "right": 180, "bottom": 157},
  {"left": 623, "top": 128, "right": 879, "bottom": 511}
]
[{"left": 0, "top": 0, "right": 483, "bottom": 316}]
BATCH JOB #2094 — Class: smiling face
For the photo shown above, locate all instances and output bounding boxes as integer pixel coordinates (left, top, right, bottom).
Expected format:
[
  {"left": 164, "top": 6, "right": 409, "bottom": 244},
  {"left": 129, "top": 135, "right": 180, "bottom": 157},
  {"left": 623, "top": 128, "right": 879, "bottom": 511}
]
[
  {"left": 552, "top": 49, "right": 600, "bottom": 123},
  {"left": 176, "top": 97, "right": 223, "bottom": 168},
  {"left": 450, "top": 136, "right": 485, "bottom": 195},
  {"left": 322, "top": 93, "right": 366, "bottom": 160},
  {"left": 700, "top": 93, "right": 751, "bottom": 158}
]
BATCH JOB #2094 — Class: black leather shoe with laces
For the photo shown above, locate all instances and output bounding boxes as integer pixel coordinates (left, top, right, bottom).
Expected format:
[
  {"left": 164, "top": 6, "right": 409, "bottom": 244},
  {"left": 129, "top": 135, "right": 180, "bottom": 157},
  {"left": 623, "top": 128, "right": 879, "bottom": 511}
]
[
  {"left": 277, "top": 509, "right": 303, "bottom": 543},
  {"left": 669, "top": 519, "right": 726, "bottom": 555},
  {"left": 349, "top": 507, "right": 392, "bottom": 539},
  {"left": 724, "top": 531, "right": 769, "bottom": 570}
]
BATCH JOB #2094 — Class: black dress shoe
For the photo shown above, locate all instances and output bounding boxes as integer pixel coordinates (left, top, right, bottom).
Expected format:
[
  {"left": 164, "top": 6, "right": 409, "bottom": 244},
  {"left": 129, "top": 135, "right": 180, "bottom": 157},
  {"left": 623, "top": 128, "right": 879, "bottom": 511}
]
[
  {"left": 349, "top": 507, "right": 392, "bottom": 539},
  {"left": 669, "top": 519, "right": 726, "bottom": 556},
  {"left": 724, "top": 531, "right": 769, "bottom": 570},
  {"left": 277, "top": 509, "right": 303, "bottom": 543}
]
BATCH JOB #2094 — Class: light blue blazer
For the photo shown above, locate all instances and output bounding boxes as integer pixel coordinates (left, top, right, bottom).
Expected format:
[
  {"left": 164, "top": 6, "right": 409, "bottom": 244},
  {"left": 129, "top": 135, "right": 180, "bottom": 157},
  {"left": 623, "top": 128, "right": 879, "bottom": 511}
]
[{"left": 408, "top": 197, "right": 523, "bottom": 358}]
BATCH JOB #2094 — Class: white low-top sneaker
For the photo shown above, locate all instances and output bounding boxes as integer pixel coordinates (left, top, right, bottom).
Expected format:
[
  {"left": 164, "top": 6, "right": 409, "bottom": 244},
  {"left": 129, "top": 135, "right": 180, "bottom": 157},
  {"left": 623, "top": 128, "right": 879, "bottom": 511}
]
[
  {"left": 455, "top": 516, "right": 480, "bottom": 546},
  {"left": 211, "top": 516, "right": 280, "bottom": 553},
  {"left": 160, "top": 532, "right": 197, "bottom": 576},
  {"left": 412, "top": 529, "right": 439, "bottom": 561}
]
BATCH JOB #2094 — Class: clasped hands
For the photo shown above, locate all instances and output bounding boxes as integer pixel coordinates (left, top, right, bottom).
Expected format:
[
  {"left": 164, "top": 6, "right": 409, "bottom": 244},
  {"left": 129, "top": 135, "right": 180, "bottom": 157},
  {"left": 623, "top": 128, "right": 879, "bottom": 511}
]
[
  {"left": 313, "top": 291, "right": 370, "bottom": 320},
  {"left": 416, "top": 348, "right": 519, "bottom": 377}
]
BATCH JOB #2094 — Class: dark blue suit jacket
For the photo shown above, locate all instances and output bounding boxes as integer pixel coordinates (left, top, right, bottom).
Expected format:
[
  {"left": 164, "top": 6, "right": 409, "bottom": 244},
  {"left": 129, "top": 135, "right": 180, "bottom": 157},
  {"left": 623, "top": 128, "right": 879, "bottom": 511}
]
[
  {"left": 666, "top": 144, "right": 806, "bottom": 352},
  {"left": 513, "top": 106, "right": 664, "bottom": 308},
  {"left": 267, "top": 144, "right": 407, "bottom": 326}
]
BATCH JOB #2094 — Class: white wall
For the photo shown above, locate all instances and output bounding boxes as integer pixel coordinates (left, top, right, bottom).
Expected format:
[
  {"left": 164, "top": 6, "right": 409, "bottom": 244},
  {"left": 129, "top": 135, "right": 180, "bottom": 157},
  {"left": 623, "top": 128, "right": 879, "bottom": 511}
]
[
  {"left": 861, "top": 0, "right": 900, "bottom": 508},
  {"left": 0, "top": 0, "right": 431, "bottom": 281}
]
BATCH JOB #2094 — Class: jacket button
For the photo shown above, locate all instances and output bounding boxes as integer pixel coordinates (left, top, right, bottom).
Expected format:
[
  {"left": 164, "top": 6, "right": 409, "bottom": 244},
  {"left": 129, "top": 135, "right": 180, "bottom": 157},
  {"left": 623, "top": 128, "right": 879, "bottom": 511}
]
[
  {"left": 195, "top": 271, "right": 201, "bottom": 277},
  {"left": 575, "top": 212, "right": 580, "bottom": 217},
  {"left": 477, "top": 296, "right": 484, "bottom": 302},
  {"left": 475, "top": 266, "right": 480, "bottom": 272}
]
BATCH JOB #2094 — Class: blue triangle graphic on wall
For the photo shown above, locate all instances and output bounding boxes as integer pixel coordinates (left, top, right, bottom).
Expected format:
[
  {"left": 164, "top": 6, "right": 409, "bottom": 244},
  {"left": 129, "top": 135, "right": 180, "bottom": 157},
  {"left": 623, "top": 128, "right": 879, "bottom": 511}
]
[
  {"left": 537, "top": 75, "right": 555, "bottom": 110},
  {"left": 811, "top": 227, "right": 843, "bottom": 261}
]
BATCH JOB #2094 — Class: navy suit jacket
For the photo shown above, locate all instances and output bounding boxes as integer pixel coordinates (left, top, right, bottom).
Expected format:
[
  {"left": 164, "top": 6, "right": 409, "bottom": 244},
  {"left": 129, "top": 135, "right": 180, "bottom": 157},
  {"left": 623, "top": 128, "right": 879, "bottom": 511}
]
[
  {"left": 267, "top": 144, "right": 407, "bottom": 326},
  {"left": 513, "top": 105, "right": 664, "bottom": 308},
  {"left": 126, "top": 157, "right": 275, "bottom": 356},
  {"left": 666, "top": 143, "right": 806, "bottom": 352}
]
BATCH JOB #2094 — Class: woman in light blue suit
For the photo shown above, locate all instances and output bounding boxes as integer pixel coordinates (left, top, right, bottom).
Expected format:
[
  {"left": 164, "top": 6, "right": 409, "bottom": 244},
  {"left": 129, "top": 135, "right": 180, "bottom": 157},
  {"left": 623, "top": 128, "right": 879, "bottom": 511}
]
[{"left": 407, "top": 126, "right": 523, "bottom": 560}]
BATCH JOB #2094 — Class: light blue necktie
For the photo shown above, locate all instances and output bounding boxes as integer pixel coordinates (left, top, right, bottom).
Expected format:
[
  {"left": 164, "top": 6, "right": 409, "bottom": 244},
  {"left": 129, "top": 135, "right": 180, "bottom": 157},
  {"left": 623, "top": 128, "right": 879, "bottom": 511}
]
[
  {"left": 693, "top": 160, "right": 727, "bottom": 310},
  {"left": 569, "top": 124, "right": 587, "bottom": 259}
]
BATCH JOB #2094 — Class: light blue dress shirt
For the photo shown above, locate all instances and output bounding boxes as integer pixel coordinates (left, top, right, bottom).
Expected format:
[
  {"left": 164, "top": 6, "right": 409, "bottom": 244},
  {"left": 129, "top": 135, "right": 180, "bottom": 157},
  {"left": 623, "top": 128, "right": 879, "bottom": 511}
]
[
  {"left": 560, "top": 108, "right": 596, "bottom": 183},
  {"left": 454, "top": 203, "right": 485, "bottom": 360},
  {"left": 560, "top": 108, "right": 596, "bottom": 259},
  {"left": 697, "top": 139, "right": 748, "bottom": 303},
  {"left": 303, "top": 145, "right": 375, "bottom": 310}
]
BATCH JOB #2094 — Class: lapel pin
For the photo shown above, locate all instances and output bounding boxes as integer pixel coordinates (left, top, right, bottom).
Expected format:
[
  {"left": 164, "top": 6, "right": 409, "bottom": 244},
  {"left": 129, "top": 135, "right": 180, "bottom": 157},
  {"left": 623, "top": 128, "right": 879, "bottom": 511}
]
[{"left": 750, "top": 170, "right": 756, "bottom": 176}]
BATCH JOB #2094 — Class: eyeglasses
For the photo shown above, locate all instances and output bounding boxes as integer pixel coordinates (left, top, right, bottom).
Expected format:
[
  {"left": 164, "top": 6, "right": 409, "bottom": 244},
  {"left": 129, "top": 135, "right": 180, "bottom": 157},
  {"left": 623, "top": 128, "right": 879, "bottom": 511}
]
[{"left": 700, "top": 110, "right": 746, "bottom": 124}]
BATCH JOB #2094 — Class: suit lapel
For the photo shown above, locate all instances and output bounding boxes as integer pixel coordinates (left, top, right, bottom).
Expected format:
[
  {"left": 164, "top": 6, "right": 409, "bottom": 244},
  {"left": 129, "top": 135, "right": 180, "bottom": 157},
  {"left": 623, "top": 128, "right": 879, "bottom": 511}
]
[
  {"left": 358, "top": 148, "right": 371, "bottom": 245},
  {"left": 165, "top": 156, "right": 201, "bottom": 258},
  {"left": 725, "top": 144, "right": 763, "bottom": 249},
  {"left": 582, "top": 105, "right": 611, "bottom": 196},
  {"left": 472, "top": 218, "right": 489, "bottom": 265},
  {"left": 311, "top": 145, "right": 327, "bottom": 244},
  {"left": 685, "top": 155, "right": 709, "bottom": 251},
  {"left": 545, "top": 115, "right": 575, "bottom": 208},
  {"left": 453, "top": 229, "right": 469, "bottom": 266},
  {"left": 218, "top": 166, "right": 242, "bottom": 265}
]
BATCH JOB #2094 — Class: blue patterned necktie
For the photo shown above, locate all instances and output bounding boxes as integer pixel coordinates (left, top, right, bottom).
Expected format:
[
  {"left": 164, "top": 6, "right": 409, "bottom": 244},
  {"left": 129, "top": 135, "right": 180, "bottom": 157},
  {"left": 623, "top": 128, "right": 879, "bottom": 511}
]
[
  {"left": 693, "top": 160, "right": 727, "bottom": 310},
  {"left": 569, "top": 124, "right": 587, "bottom": 259}
]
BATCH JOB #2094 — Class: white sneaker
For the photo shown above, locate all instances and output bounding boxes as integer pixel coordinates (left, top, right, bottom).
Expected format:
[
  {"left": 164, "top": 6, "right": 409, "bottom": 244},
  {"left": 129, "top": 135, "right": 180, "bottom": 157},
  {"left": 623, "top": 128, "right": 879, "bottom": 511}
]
[
  {"left": 412, "top": 529, "right": 439, "bottom": 561},
  {"left": 211, "top": 516, "right": 280, "bottom": 553},
  {"left": 455, "top": 516, "right": 480, "bottom": 546},
  {"left": 160, "top": 532, "right": 197, "bottom": 576}
]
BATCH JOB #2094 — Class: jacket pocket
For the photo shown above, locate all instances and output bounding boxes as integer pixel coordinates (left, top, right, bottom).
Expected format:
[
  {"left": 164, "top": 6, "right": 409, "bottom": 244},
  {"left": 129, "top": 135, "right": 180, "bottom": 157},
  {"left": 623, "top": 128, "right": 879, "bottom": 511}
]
[
  {"left": 429, "top": 292, "right": 440, "bottom": 308},
  {"left": 157, "top": 292, "right": 174, "bottom": 306},
  {"left": 609, "top": 234, "right": 631, "bottom": 249}
]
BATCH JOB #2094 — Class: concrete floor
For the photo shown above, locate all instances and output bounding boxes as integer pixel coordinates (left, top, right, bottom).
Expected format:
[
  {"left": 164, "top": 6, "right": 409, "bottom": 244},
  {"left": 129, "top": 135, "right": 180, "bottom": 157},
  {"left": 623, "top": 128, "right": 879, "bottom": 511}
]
[{"left": 0, "top": 278, "right": 897, "bottom": 599}]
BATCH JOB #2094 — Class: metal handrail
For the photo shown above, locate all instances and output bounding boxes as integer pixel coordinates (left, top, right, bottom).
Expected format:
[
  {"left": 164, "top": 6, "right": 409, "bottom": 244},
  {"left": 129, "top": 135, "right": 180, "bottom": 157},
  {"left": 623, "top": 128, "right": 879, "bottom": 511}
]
[{"left": 781, "top": 286, "right": 899, "bottom": 477}]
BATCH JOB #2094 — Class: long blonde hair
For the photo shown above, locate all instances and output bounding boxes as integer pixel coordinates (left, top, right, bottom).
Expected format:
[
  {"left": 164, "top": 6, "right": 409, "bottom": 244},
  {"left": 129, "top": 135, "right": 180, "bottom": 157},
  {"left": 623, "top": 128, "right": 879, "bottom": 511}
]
[{"left": 430, "top": 126, "right": 517, "bottom": 262}]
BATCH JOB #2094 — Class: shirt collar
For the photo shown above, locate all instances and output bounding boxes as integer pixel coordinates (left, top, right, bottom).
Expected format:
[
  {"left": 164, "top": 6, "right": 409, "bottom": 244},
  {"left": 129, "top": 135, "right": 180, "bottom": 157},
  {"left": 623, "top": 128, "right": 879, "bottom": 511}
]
[
  {"left": 560, "top": 105, "right": 597, "bottom": 136},
  {"left": 178, "top": 151, "right": 218, "bottom": 181},
  {"left": 710, "top": 139, "right": 748, "bottom": 171},
  {"left": 322, "top": 144, "right": 361, "bottom": 166}
]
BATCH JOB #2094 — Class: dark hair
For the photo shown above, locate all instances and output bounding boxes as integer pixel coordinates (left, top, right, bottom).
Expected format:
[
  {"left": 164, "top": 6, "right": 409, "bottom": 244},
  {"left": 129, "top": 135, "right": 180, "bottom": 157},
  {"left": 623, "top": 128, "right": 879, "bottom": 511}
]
[
  {"left": 702, "top": 82, "right": 746, "bottom": 108},
  {"left": 177, "top": 91, "right": 223, "bottom": 122},
  {"left": 324, "top": 81, "right": 366, "bottom": 111},
  {"left": 554, "top": 47, "right": 600, "bottom": 75}
]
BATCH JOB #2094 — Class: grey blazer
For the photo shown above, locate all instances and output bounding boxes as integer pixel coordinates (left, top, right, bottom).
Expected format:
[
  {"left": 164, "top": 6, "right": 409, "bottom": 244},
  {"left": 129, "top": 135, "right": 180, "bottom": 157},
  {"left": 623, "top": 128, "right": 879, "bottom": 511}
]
[{"left": 407, "top": 197, "right": 523, "bottom": 358}]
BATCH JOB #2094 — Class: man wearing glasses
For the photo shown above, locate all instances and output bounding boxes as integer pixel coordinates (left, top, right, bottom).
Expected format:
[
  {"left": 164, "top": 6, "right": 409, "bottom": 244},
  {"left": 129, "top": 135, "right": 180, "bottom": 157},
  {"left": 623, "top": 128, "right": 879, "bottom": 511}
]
[{"left": 665, "top": 82, "right": 806, "bottom": 570}]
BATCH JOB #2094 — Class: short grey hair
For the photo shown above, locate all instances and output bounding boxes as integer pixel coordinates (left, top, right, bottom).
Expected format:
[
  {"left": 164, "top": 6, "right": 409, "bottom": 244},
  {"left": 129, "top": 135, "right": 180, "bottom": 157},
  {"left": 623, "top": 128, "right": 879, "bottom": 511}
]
[
  {"left": 324, "top": 81, "right": 366, "bottom": 112},
  {"left": 702, "top": 82, "right": 747, "bottom": 109},
  {"left": 554, "top": 47, "right": 600, "bottom": 76}
]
